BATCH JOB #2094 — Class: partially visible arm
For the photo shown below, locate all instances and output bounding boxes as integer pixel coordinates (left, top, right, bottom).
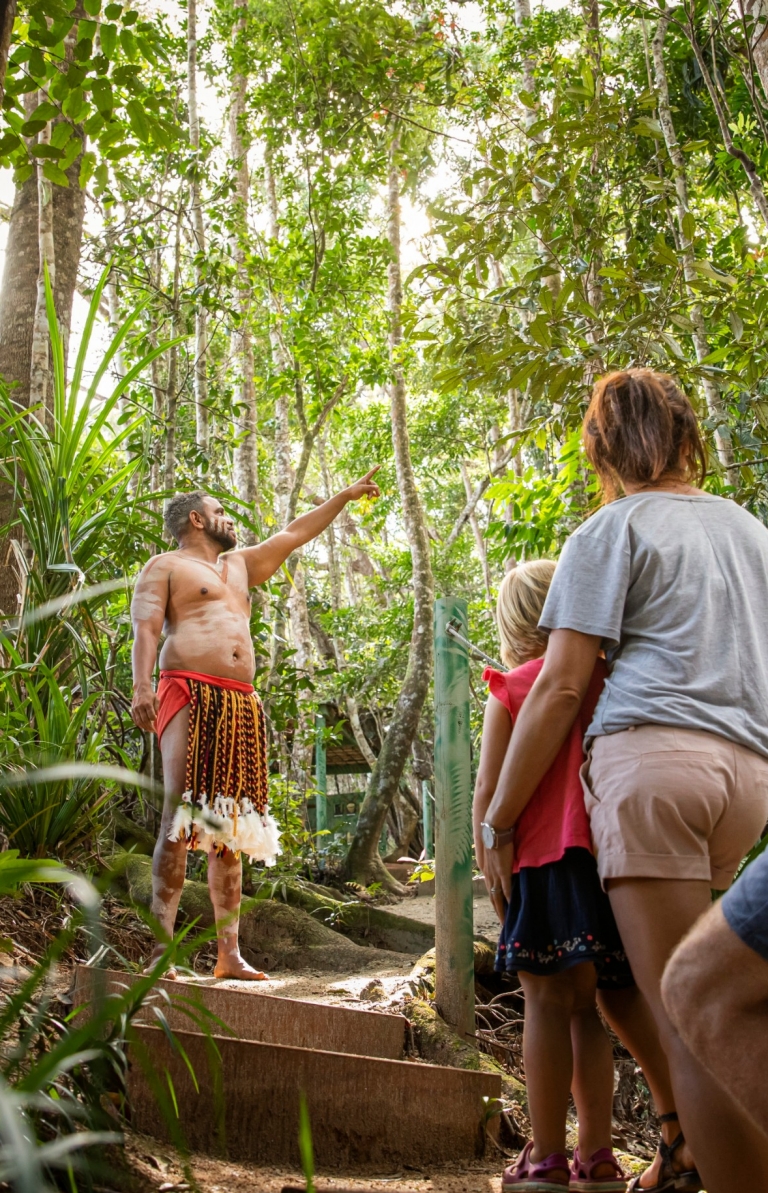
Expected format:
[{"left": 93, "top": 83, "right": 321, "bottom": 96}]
[
  {"left": 485, "top": 628, "right": 601, "bottom": 829},
  {"left": 130, "top": 557, "right": 170, "bottom": 733},
  {"left": 240, "top": 468, "right": 380, "bottom": 587},
  {"left": 472, "top": 694, "right": 513, "bottom": 882}
]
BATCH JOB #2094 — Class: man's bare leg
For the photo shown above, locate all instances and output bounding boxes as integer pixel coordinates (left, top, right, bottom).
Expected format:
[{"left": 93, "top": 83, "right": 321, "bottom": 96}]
[
  {"left": 208, "top": 847, "right": 267, "bottom": 980},
  {"left": 662, "top": 900, "right": 768, "bottom": 1142},
  {"left": 146, "top": 706, "right": 191, "bottom": 977}
]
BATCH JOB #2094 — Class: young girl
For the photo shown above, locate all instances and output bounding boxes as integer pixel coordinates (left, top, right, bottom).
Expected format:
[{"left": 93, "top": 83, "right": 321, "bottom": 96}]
[{"left": 474, "top": 562, "right": 668, "bottom": 1193}]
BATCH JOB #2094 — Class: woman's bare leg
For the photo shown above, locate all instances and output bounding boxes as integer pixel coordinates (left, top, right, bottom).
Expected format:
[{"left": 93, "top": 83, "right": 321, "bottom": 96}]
[
  {"left": 608, "top": 877, "right": 768, "bottom": 1193},
  {"left": 599, "top": 983, "right": 694, "bottom": 1186}
]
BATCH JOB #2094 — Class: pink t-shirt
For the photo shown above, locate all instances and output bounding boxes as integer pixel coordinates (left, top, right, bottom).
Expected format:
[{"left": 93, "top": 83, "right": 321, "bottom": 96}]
[{"left": 483, "top": 658, "right": 607, "bottom": 872}]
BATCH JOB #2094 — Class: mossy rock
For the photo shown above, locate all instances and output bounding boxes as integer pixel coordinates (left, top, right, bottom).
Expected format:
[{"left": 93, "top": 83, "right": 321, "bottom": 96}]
[
  {"left": 255, "top": 878, "right": 436, "bottom": 955},
  {"left": 404, "top": 996, "right": 526, "bottom": 1108},
  {"left": 114, "top": 852, "right": 412, "bottom": 973}
]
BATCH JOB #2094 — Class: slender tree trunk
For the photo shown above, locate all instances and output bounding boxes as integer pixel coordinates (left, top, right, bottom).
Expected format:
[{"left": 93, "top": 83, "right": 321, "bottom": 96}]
[
  {"left": 319, "top": 437, "right": 378, "bottom": 770},
  {"left": 652, "top": 17, "right": 737, "bottom": 480},
  {"left": 0, "top": 75, "right": 85, "bottom": 612},
  {"left": 742, "top": 0, "right": 768, "bottom": 105},
  {"left": 345, "top": 130, "right": 435, "bottom": 889},
  {"left": 460, "top": 461, "right": 492, "bottom": 601},
  {"left": 229, "top": 0, "right": 258, "bottom": 525},
  {"left": 0, "top": 0, "right": 16, "bottom": 107},
  {"left": 163, "top": 213, "right": 182, "bottom": 500},
  {"left": 188, "top": 0, "right": 209, "bottom": 459},
  {"left": 28, "top": 118, "right": 55, "bottom": 429},
  {"left": 680, "top": 15, "right": 768, "bottom": 228}
]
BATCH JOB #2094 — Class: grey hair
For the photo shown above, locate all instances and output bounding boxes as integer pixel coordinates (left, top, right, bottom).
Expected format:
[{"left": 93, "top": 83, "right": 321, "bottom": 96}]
[{"left": 164, "top": 491, "right": 207, "bottom": 542}]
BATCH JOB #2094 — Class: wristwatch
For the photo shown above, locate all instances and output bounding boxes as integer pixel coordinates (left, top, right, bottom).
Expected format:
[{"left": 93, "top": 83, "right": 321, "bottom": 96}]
[{"left": 480, "top": 821, "right": 515, "bottom": 850}]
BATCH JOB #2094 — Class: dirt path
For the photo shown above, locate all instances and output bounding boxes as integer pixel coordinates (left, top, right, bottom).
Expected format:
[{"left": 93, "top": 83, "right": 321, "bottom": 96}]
[{"left": 126, "top": 1130, "right": 502, "bottom": 1193}]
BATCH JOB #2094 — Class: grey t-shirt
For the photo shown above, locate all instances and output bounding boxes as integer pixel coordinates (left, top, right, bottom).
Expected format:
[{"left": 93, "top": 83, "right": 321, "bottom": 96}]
[{"left": 539, "top": 492, "right": 768, "bottom": 758}]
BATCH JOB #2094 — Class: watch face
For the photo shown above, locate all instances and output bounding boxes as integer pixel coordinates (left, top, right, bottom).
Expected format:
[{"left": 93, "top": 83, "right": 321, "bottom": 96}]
[{"left": 481, "top": 822, "right": 495, "bottom": 850}]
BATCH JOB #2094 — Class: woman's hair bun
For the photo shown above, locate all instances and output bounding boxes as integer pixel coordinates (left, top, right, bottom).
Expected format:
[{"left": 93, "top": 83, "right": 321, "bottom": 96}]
[{"left": 583, "top": 368, "right": 707, "bottom": 500}]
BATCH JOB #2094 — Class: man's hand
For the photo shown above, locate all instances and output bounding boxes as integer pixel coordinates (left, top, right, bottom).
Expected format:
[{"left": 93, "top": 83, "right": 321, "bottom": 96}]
[
  {"left": 132, "top": 684, "right": 160, "bottom": 734},
  {"left": 342, "top": 466, "right": 381, "bottom": 504}
]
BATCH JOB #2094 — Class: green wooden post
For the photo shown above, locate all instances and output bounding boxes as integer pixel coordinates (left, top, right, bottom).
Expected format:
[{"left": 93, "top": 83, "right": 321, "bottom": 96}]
[
  {"left": 315, "top": 713, "right": 328, "bottom": 835},
  {"left": 433, "top": 597, "right": 475, "bottom": 1039},
  {"left": 422, "top": 780, "right": 434, "bottom": 860}
]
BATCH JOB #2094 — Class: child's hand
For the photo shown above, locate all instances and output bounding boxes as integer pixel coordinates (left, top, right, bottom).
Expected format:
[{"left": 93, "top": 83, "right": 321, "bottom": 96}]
[
  {"left": 343, "top": 466, "right": 381, "bottom": 503},
  {"left": 482, "top": 842, "right": 514, "bottom": 925}
]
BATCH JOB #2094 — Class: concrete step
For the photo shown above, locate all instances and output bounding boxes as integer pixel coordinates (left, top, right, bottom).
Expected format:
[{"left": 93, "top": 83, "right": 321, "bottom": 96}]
[
  {"left": 128, "top": 1024, "right": 501, "bottom": 1168},
  {"left": 72, "top": 966, "right": 406, "bottom": 1059}
]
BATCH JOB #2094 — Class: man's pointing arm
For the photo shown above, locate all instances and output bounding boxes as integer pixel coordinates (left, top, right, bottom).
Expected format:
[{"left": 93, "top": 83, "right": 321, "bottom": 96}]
[{"left": 240, "top": 467, "right": 381, "bottom": 587}]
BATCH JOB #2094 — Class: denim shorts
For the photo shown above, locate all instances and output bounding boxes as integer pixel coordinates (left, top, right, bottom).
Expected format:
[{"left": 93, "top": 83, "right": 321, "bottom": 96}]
[{"left": 722, "top": 848, "right": 768, "bottom": 961}]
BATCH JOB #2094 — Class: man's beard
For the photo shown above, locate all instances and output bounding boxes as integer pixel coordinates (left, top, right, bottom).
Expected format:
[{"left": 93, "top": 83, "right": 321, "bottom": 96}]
[{"left": 203, "top": 516, "right": 237, "bottom": 550}]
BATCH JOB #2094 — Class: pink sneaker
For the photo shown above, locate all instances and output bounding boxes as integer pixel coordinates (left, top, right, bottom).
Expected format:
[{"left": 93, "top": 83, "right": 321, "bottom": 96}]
[
  {"left": 501, "top": 1141, "right": 570, "bottom": 1192},
  {"left": 569, "top": 1147, "right": 627, "bottom": 1191}
]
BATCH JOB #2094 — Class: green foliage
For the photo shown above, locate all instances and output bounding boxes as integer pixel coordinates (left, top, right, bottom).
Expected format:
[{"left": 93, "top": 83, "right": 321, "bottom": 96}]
[{"left": 0, "top": 665, "right": 121, "bottom": 860}]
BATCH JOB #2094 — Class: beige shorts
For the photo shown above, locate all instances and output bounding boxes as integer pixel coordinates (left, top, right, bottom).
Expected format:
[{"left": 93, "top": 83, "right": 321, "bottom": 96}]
[{"left": 581, "top": 725, "right": 768, "bottom": 890}]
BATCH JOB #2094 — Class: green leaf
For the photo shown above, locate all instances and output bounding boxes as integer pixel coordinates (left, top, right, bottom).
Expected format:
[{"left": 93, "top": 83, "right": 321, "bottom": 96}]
[
  {"left": 0, "top": 132, "right": 21, "bottom": 155},
  {"left": 79, "top": 150, "right": 96, "bottom": 187},
  {"left": 105, "top": 1, "right": 122, "bottom": 14},
  {"left": 681, "top": 211, "right": 696, "bottom": 242},
  {"left": 700, "top": 344, "right": 730, "bottom": 365},
  {"left": 28, "top": 47, "right": 47, "bottom": 78},
  {"left": 119, "top": 27, "right": 137, "bottom": 60},
  {"left": 519, "top": 89, "right": 537, "bottom": 109},
  {"left": 729, "top": 311, "right": 744, "bottom": 342},
  {"left": 43, "top": 161, "right": 70, "bottom": 187},
  {"left": 100, "top": 22, "right": 117, "bottom": 57},
  {"left": 91, "top": 78, "right": 114, "bottom": 115},
  {"left": 50, "top": 122, "right": 73, "bottom": 149},
  {"left": 126, "top": 97, "right": 149, "bottom": 142},
  {"left": 633, "top": 117, "right": 664, "bottom": 139},
  {"left": 31, "top": 143, "right": 64, "bottom": 159},
  {"left": 62, "top": 87, "right": 84, "bottom": 119},
  {"left": 73, "top": 37, "right": 93, "bottom": 61},
  {"left": 83, "top": 0, "right": 101, "bottom": 14}
]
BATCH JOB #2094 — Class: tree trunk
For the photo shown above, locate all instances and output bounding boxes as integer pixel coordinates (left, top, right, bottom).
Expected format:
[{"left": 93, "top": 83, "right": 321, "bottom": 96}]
[
  {"left": 742, "top": 0, "right": 768, "bottom": 106},
  {"left": 681, "top": 15, "right": 768, "bottom": 229},
  {"left": 319, "top": 436, "right": 379, "bottom": 770},
  {"left": 28, "top": 119, "right": 56, "bottom": 429},
  {"left": 0, "top": 89, "right": 85, "bottom": 612},
  {"left": 0, "top": 0, "right": 16, "bottom": 107},
  {"left": 652, "top": 16, "right": 737, "bottom": 481},
  {"left": 345, "top": 130, "right": 435, "bottom": 889},
  {"left": 188, "top": 0, "right": 209, "bottom": 460},
  {"left": 460, "top": 461, "right": 492, "bottom": 601},
  {"left": 229, "top": 0, "right": 258, "bottom": 526},
  {"left": 163, "top": 213, "right": 182, "bottom": 500}
]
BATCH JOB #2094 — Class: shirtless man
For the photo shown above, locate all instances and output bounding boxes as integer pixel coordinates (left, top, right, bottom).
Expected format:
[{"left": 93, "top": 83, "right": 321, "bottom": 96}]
[{"left": 130, "top": 471, "right": 380, "bottom": 979}]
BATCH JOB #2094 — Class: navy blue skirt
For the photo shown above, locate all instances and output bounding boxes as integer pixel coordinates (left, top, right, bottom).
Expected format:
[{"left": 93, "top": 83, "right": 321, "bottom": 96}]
[{"left": 495, "top": 847, "right": 634, "bottom": 989}]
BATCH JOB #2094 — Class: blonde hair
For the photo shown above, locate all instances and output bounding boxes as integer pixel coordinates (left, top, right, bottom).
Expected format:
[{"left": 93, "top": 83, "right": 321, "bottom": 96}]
[{"left": 496, "top": 559, "right": 557, "bottom": 669}]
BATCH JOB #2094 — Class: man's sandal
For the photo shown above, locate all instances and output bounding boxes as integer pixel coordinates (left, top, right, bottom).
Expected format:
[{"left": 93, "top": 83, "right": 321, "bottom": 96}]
[{"left": 627, "top": 1113, "right": 703, "bottom": 1193}]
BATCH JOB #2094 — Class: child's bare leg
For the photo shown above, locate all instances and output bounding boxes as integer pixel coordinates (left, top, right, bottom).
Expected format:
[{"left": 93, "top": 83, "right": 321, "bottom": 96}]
[
  {"left": 208, "top": 847, "right": 268, "bottom": 980},
  {"left": 569, "top": 963, "right": 616, "bottom": 1169},
  {"left": 599, "top": 984, "right": 696, "bottom": 1186},
  {"left": 518, "top": 969, "right": 575, "bottom": 1181},
  {"left": 146, "top": 707, "right": 191, "bottom": 977}
]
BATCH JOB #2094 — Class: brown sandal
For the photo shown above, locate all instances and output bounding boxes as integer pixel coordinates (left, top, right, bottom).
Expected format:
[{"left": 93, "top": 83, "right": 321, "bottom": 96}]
[{"left": 627, "top": 1113, "right": 703, "bottom": 1192}]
